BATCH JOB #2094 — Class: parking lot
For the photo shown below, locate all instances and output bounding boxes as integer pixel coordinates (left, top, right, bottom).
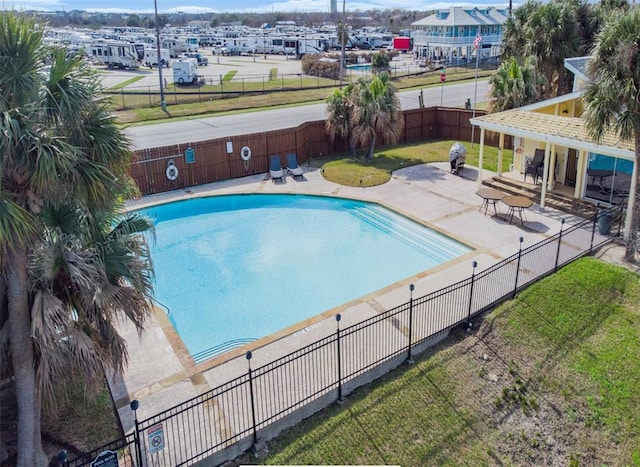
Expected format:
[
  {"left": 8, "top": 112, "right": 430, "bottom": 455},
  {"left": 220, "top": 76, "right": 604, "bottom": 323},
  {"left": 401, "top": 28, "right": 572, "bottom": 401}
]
[
  {"left": 99, "top": 47, "right": 314, "bottom": 90},
  {"left": 96, "top": 47, "right": 423, "bottom": 90}
]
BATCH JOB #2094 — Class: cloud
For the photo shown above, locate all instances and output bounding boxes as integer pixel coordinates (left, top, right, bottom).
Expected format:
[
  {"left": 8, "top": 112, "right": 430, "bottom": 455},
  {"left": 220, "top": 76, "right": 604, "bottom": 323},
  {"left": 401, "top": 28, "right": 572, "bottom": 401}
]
[{"left": 1, "top": 0, "right": 65, "bottom": 10}]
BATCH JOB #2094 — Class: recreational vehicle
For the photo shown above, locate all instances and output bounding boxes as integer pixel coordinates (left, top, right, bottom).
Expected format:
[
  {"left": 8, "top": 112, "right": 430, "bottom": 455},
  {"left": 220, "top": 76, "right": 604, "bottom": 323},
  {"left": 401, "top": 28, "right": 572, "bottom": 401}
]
[
  {"left": 294, "top": 37, "right": 329, "bottom": 58},
  {"left": 161, "top": 37, "right": 188, "bottom": 58},
  {"left": 185, "top": 36, "right": 199, "bottom": 52},
  {"left": 172, "top": 58, "right": 198, "bottom": 84},
  {"left": 255, "top": 36, "right": 284, "bottom": 55},
  {"left": 89, "top": 40, "right": 145, "bottom": 69},
  {"left": 144, "top": 47, "right": 170, "bottom": 68}
]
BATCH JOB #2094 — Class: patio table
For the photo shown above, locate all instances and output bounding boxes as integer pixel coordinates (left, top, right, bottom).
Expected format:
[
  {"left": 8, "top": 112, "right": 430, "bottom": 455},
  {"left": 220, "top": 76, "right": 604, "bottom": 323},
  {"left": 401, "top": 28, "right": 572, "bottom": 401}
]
[
  {"left": 476, "top": 188, "right": 505, "bottom": 216},
  {"left": 501, "top": 195, "right": 534, "bottom": 226}
]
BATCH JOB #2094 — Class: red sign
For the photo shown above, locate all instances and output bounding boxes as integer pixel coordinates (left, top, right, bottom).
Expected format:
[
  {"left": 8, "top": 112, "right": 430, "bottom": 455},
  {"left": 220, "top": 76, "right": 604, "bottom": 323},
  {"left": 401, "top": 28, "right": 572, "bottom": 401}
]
[{"left": 440, "top": 73, "right": 446, "bottom": 83}]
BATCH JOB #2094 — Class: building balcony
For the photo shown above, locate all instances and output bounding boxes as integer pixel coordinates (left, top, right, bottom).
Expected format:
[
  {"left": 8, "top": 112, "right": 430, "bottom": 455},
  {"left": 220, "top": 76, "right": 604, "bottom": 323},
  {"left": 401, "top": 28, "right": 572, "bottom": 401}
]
[{"left": 411, "top": 32, "right": 502, "bottom": 47}]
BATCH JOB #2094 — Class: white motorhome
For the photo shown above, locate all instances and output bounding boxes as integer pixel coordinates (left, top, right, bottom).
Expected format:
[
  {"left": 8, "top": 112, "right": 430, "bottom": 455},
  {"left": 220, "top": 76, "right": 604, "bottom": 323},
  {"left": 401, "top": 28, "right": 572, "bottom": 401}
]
[
  {"left": 143, "top": 47, "right": 170, "bottom": 68},
  {"left": 172, "top": 58, "right": 198, "bottom": 84},
  {"left": 254, "top": 35, "right": 284, "bottom": 55},
  {"left": 185, "top": 36, "right": 199, "bottom": 52},
  {"left": 161, "top": 37, "right": 188, "bottom": 58},
  {"left": 294, "top": 37, "right": 329, "bottom": 58},
  {"left": 89, "top": 40, "right": 145, "bottom": 69},
  {"left": 220, "top": 37, "right": 257, "bottom": 55}
]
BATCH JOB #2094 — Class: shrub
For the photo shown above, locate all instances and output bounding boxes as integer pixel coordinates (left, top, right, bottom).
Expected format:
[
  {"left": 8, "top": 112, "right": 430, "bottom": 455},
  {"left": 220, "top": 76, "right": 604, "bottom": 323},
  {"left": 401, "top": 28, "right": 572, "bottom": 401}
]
[
  {"left": 371, "top": 52, "right": 391, "bottom": 72},
  {"left": 301, "top": 55, "right": 340, "bottom": 80}
]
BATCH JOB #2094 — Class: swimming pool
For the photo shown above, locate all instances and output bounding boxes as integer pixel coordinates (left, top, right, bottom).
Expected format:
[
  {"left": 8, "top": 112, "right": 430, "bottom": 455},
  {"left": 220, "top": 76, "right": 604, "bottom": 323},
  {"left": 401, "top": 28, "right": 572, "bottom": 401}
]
[
  {"left": 141, "top": 194, "right": 471, "bottom": 362},
  {"left": 348, "top": 64, "right": 372, "bottom": 72}
]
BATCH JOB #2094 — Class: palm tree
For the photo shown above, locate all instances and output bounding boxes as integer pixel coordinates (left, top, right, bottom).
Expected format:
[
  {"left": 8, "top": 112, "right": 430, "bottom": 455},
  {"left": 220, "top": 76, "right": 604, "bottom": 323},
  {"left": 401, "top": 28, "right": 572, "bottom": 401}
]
[
  {"left": 371, "top": 52, "right": 391, "bottom": 74},
  {"left": 325, "top": 84, "right": 356, "bottom": 156},
  {"left": 582, "top": 6, "right": 640, "bottom": 261},
  {"left": 488, "top": 57, "right": 541, "bottom": 112},
  {"left": 501, "top": 0, "right": 542, "bottom": 62},
  {"left": 524, "top": 1, "right": 581, "bottom": 98},
  {"left": 350, "top": 72, "right": 403, "bottom": 160},
  {"left": 337, "top": 19, "right": 349, "bottom": 84},
  {"left": 0, "top": 13, "right": 154, "bottom": 466}
]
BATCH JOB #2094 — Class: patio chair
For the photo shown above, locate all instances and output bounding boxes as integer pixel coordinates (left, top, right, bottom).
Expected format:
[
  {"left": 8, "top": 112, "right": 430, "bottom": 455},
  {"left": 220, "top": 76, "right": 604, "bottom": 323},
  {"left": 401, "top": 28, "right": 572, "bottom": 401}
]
[
  {"left": 524, "top": 149, "right": 544, "bottom": 184},
  {"left": 269, "top": 155, "right": 284, "bottom": 183},
  {"left": 286, "top": 153, "right": 304, "bottom": 180}
]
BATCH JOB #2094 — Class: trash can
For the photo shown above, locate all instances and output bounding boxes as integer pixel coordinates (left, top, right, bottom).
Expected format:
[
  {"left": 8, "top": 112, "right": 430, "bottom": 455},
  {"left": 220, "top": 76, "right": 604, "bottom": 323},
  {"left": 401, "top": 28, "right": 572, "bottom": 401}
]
[{"left": 598, "top": 211, "right": 612, "bottom": 235}]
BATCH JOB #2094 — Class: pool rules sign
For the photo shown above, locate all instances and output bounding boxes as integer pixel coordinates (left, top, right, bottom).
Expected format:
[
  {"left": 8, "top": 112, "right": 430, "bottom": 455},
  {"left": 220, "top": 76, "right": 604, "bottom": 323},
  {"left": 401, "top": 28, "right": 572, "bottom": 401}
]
[{"left": 148, "top": 423, "right": 165, "bottom": 454}]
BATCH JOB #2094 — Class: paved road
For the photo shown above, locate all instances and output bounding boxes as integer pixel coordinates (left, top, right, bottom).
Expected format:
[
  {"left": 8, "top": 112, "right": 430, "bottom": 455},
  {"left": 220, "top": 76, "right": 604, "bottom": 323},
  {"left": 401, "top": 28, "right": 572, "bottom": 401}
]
[{"left": 126, "top": 79, "right": 489, "bottom": 150}]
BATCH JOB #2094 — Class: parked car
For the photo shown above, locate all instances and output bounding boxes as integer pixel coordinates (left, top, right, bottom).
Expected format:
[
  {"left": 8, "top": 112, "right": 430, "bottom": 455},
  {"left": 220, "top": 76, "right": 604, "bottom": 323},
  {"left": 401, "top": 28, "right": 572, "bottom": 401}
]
[
  {"left": 182, "top": 52, "right": 208, "bottom": 66},
  {"left": 211, "top": 45, "right": 227, "bottom": 55}
]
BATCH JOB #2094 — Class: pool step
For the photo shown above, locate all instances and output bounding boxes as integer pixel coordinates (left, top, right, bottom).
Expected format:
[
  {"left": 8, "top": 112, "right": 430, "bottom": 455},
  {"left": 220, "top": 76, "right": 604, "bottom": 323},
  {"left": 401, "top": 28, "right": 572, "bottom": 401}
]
[
  {"left": 350, "top": 205, "right": 468, "bottom": 262},
  {"left": 192, "top": 338, "right": 256, "bottom": 364}
]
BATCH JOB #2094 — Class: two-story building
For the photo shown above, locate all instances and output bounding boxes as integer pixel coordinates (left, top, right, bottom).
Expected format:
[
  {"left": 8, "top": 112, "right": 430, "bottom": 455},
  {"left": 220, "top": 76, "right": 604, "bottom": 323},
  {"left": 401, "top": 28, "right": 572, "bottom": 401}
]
[{"left": 411, "top": 6, "right": 507, "bottom": 64}]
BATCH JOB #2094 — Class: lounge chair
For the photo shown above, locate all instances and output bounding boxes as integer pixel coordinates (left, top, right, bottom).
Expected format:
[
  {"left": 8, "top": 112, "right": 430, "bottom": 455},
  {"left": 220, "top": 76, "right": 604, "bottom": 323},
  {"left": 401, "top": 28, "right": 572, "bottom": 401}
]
[
  {"left": 286, "top": 153, "right": 304, "bottom": 180},
  {"left": 269, "top": 155, "right": 284, "bottom": 183},
  {"left": 524, "top": 148, "right": 544, "bottom": 184}
]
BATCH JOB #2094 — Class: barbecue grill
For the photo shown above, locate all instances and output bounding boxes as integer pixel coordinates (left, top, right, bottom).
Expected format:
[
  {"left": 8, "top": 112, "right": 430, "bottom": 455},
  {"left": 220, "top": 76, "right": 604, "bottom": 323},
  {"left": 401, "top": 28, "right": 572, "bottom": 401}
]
[{"left": 449, "top": 141, "right": 467, "bottom": 175}]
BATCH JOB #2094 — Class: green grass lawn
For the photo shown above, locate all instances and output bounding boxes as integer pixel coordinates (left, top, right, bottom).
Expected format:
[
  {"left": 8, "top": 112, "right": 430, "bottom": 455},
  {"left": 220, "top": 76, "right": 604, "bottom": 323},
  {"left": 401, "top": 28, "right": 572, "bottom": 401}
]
[
  {"left": 236, "top": 258, "right": 639, "bottom": 466},
  {"left": 318, "top": 139, "right": 501, "bottom": 187},
  {"left": 107, "top": 76, "right": 145, "bottom": 90}
]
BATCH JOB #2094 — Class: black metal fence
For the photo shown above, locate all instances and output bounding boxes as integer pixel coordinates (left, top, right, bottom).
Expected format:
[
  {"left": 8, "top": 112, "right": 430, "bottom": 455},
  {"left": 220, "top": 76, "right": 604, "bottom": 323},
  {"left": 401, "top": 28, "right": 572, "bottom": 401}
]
[{"left": 67, "top": 204, "right": 623, "bottom": 467}]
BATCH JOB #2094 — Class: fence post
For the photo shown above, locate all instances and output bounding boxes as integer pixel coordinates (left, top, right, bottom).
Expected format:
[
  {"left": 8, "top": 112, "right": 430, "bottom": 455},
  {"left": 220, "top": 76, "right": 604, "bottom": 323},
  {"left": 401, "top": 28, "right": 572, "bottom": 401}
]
[
  {"left": 335, "top": 314, "right": 343, "bottom": 402},
  {"left": 466, "top": 261, "right": 478, "bottom": 326},
  {"left": 555, "top": 218, "right": 566, "bottom": 272},
  {"left": 406, "top": 284, "right": 415, "bottom": 363},
  {"left": 130, "top": 400, "right": 143, "bottom": 466},
  {"left": 590, "top": 202, "right": 599, "bottom": 254},
  {"left": 121, "top": 89, "right": 125, "bottom": 110},
  {"left": 513, "top": 236, "right": 524, "bottom": 298},
  {"left": 246, "top": 351, "right": 258, "bottom": 445}
]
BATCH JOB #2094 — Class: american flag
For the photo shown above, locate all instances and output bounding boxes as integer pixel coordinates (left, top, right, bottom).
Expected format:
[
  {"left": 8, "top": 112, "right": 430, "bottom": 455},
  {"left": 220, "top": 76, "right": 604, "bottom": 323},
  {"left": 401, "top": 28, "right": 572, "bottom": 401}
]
[{"left": 473, "top": 33, "right": 482, "bottom": 50}]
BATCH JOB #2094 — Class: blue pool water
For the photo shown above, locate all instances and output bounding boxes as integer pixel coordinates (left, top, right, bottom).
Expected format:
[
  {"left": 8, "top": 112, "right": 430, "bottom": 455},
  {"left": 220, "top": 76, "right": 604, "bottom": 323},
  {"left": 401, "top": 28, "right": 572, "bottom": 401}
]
[
  {"left": 348, "top": 64, "right": 372, "bottom": 72},
  {"left": 140, "top": 194, "right": 471, "bottom": 362}
]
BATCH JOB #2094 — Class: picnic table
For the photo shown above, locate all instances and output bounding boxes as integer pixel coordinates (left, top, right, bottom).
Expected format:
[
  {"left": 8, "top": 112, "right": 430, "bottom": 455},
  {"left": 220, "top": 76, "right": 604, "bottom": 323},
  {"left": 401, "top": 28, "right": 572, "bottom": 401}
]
[
  {"left": 476, "top": 188, "right": 505, "bottom": 216},
  {"left": 502, "top": 195, "right": 534, "bottom": 226}
]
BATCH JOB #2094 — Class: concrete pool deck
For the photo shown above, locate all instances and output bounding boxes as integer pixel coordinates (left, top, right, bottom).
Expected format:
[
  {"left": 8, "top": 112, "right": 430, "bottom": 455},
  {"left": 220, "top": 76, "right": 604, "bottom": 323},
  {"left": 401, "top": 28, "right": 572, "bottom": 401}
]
[{"left": 111, "top": 162, "right": 596, "bottom": 441}]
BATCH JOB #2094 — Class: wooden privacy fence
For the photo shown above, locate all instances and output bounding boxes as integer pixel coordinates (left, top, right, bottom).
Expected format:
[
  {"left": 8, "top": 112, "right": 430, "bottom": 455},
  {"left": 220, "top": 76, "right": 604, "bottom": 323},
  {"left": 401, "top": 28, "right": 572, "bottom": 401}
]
[{"left": 130, "top": 107, "right": 511, "bottom": 196}]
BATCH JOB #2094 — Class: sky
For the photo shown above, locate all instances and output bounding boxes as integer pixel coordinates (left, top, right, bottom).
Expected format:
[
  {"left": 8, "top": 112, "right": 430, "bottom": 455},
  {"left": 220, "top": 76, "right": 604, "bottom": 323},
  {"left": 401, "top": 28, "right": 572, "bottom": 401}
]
[{"left": 2, "top": 0, "right": 506, "bottom": 14}]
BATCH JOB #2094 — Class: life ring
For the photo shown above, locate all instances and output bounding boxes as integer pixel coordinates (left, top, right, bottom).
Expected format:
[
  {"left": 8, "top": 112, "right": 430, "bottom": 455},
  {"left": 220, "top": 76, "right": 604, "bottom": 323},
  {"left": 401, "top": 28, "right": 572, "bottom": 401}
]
[
  {"left": 240, "top": 146, "right": 252, "bottom": 161},
  {"left": 166, "top": 163, "right": 178, "bottom": 181}
]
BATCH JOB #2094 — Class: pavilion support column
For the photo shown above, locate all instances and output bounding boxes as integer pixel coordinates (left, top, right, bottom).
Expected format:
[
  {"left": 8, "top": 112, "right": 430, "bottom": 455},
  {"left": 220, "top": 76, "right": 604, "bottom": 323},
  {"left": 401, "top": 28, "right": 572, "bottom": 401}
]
[
  {"left": 548, "top": 144, "right": 557, "bottom": 191},
  {"left": 497, "top": 132, "right": 505, "bottom": 176},
  {"left": 540, "top": 143, "right": 552, "bottom": 209},
  {"left": 575, "top": 149, "right": 587, "bottom": 199},
  {"left": 623, "top": 158, "right": 637, "bottom": 240},
  {"left": 477, "top": 128, "right": 486, "bottom": 188}
]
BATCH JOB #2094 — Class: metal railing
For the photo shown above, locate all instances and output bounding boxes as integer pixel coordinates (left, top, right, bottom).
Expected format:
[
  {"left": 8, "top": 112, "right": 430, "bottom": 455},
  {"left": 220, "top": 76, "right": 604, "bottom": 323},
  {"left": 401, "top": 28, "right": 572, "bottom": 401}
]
[{"left": 66, "top": 205, "right": 623, "bottom": 467}]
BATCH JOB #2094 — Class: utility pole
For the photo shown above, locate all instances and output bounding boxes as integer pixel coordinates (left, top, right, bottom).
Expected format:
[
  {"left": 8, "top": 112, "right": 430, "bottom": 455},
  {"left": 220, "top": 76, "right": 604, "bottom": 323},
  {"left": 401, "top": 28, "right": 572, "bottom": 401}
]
[
  {"left": 339, "top": 0, "right": 346, "bottom": 87},
  {"left": 154, "top": 0, "right": 166, "bottom": 112}
]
